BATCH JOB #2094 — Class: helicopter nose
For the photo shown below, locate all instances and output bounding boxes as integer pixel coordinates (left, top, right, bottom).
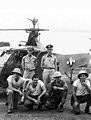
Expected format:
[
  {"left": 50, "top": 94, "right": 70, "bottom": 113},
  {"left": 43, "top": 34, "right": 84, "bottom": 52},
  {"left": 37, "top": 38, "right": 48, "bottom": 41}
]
[{"left": 89, "top": 59, "right": 91, "bottom": 67}]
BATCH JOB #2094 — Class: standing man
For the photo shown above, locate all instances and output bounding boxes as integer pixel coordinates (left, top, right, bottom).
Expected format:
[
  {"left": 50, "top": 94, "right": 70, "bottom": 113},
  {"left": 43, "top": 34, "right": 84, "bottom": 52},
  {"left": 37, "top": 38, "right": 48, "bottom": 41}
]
[
  {"left": 71, "top": 70, "right": 91, "bottom": 114},
  {"left": 22, "top": 47, "right": 37, "bottom": 79},
  {"left": 6, "top": 68, "right": 24, "bottom": 114},
  {"left": 45, "top": 71, "right": 68, "bottom": 112},
  {"left": 41, "top": 44, "right": 57, "bottom": 88},
  {"left": 21, "top": 47, "right": 37, "bottom": 104}
]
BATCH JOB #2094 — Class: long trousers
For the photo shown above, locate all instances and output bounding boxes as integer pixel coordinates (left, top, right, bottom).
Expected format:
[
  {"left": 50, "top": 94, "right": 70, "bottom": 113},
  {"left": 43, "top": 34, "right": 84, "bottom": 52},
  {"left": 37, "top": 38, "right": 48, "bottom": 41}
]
[
  {"left": 71, "top": 94, "right": 91, "bottom": 113},
  {"left": 24, "top": 94, "right": 48, "bottom": 109},
  {"left": 42, "top": 69, "right": 55, "bottom": 88},
  {"left": 7, "top": 89, "right": 20, "bottom": 110},
  {"left": 46, "top": 90, "right": 67, "bottom": 109},
  {"left": 23, "top": 70, "right": 35, "bottom": 79}
]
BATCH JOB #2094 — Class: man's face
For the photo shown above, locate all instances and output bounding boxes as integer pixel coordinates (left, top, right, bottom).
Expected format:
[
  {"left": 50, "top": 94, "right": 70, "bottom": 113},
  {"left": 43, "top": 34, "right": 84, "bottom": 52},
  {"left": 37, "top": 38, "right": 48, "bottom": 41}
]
[
  {"left": 47, "top": 48, "right": 53, "bottom": 54},
  {"left": 27, "top": 50, "right": 32, "bottom": 56},
  {"left": 79, "top": 74, "right": 87, "bottom": 82},
  {"left": 14, "top": 73, "right": 20, "bottom": 82},
  {"left": 32, "top": 77, "right": 38, "bottom": 86}
]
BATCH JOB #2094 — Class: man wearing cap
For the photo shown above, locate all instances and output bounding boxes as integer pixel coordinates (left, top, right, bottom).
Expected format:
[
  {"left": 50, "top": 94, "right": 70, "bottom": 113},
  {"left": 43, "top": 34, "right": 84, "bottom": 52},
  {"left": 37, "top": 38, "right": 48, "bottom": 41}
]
[
  {"left": 6, "top": 68, "right": 25, "bottom": 113},
  {"left": 22, "top": 47, "right": 37, "bottom": 79},
  {"left": 71, "top": 70, "right": 91, "bottom": 114},
  {"left": 45, "top": 71, "right": 68, "bottom": 112},
  {"left": 41, "top": 44, "right": 57, "bottom": 88}
]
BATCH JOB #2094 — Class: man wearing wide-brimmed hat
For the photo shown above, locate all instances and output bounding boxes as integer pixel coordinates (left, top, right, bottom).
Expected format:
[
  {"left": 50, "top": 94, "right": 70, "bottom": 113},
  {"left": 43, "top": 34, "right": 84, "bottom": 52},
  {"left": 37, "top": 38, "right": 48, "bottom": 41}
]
[
  {"left": 22, "top": 47, "right": 37, "bottom": 79},
  {"left": 6, "top": 68, "right": 25, "bottom": 114},
  {"left": 71, "top": 70, "right": 91, "bottom": 114},
  {"left": 45, "top": 71, "right": 68, "bottom": 112}
]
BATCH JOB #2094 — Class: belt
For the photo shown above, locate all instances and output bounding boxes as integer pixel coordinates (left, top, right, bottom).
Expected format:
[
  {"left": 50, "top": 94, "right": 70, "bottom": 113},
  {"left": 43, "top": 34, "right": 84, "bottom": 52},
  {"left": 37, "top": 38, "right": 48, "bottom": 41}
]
[
  {"left": 44, "top": 67, "right": 55, "bottom": 69},
  {"left": 24, "top": 69, "right": 35, "bottom": 71}
]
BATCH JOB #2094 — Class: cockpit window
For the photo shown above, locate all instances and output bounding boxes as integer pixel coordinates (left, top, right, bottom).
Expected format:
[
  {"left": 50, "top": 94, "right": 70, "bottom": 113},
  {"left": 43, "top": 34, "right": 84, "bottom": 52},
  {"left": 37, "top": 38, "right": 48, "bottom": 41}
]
[
  {"left": 0, "top": 50, "right": 5, "bottom": 56},
  {"left": 14, "top": 50, "right": 27, "bottom": 63}
]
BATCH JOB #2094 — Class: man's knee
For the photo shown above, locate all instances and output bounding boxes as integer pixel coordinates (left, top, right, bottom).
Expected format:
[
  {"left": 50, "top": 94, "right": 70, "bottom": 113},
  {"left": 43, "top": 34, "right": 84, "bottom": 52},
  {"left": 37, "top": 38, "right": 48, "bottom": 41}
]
[
  {"left": 60, "top": 90, "right": 68, "bottom": 99},
  {"left": 72, "top": 103, "right": 80, "bottom": 114},
  {"left": 6, "top": 89, "right": 13, "bottom": 95}
]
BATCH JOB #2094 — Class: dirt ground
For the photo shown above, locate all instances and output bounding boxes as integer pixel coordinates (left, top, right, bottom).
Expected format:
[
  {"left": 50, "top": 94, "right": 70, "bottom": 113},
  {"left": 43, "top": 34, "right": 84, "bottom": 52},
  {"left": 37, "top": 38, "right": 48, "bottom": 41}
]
[
  {"left": 0, "top": 74, "right": 91, "bottom": 120},
  {"left": 0, "top": 95, "right": 91, "bottom": 120},
  {"left": 0, "top": 82, "right": 91, "bottom": 120}
]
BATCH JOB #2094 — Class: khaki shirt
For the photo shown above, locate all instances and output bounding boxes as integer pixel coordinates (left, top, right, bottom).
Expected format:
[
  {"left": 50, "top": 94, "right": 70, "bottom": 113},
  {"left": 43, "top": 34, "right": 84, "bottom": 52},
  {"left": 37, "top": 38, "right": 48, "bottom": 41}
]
[
  {"left": 22, "top": 54, "right": 37, "bottom": 71},
  {"left": 41, "top": 54, "right": 57, "bottom": 69}
]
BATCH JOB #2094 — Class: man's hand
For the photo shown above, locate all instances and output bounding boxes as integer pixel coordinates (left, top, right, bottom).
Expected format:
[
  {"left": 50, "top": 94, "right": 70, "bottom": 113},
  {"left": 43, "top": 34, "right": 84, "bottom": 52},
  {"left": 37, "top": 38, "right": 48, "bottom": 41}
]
[
  {"left": 53, "top": 86, "right": 58, "bottom": 90},
  {"left": 74, "top": 101, "right": 79, "bottom": 107},
  {"left": 37, "top": 96, "right": 41, "bottom": 103},
  {"left": 81, "top": 82, "right": 87, "bottom": 87},
  {"left": 58, "top": 87, "right": 64, "bottom": 90},
  {"left": 18, "top": 91, "right": 23, "bottom": 96},
  {"left": 45, "top": 101, "right": 50, "bottom": 106},
  {"left": 33, "top": 99, "right": 39, "bottom": 105}
]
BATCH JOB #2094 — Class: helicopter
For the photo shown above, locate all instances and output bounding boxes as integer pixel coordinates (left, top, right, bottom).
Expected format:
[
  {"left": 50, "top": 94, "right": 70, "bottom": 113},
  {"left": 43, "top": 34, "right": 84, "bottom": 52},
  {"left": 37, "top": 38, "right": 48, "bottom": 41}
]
[
  {"left": 0, "top": 18, "right": 49, "bottom": 88},
  {"left": 0, "top": 17, "right": 91, "bottom": 87}
]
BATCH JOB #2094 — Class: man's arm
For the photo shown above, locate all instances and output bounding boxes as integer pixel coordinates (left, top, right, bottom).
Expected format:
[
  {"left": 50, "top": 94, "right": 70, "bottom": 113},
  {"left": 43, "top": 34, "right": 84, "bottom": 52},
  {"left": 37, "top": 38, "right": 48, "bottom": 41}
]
[
  {"left": 8, "top": 82, "right": 23, "bottom": 95},
  {"left": 57, "top": 81, "right": 68, "bottom": 91},
  {"left": 54, "top": 57, "right": 57, "bottom": 71},
  {"left": 34, "top": 57, "right": 37, "bottom": 68},
  {"left": 41, "top": 57, "right": 45, "bottom": 70},
  {"left": 39, "top": 85, "right": 46, "bottom": 98},
  {"left": 26, "top": 91, "right": 37, "bottom": 102},
  {"left": 72, "top": 86, "right": 78, "bottom": 102},
  {"left": 21, "top": 57, "right": 25, "bottom": 71},
  {"left": 82, "top": 82, "right": 91, "bottom": 94}
]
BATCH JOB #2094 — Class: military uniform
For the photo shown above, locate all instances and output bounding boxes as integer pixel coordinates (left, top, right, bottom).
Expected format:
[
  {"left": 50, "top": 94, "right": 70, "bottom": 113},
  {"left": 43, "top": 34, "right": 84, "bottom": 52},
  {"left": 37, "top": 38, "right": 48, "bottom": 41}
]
[
  {"left": 22, "top": 50, "right": 37, "bottom": 79},
  {"left": 41, "top": 44, "right": 57, "bottom": 88},
  {"left": 45, "top": 71, "right": 68, "bottom": 112}
]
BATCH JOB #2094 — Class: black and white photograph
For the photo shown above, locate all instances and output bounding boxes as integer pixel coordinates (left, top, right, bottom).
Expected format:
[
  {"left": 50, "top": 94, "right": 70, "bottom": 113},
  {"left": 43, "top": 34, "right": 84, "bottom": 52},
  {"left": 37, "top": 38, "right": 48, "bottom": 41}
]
[{"left": 0, "top": 0, "right": 91, "bottom": 120}]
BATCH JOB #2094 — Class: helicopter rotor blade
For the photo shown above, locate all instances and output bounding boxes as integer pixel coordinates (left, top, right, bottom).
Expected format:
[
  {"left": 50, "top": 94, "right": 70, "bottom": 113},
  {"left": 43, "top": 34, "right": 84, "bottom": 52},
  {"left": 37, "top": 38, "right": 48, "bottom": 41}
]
[
  {"left": 27, "top": 28, "right": 49, "bottom": 31},
  {"left": 0, "top": 29, "right": 26, "bottom": 31},
  {"left": 0, "top": 28, "right": 49, "bottom": 31}
]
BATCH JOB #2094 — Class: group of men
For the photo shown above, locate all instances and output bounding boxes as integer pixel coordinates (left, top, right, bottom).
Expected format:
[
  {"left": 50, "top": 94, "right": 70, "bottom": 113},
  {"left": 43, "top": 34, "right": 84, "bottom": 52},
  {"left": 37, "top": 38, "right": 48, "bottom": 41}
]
[{"left": 6, "top": 44, "right": 91, "bottom": 115}]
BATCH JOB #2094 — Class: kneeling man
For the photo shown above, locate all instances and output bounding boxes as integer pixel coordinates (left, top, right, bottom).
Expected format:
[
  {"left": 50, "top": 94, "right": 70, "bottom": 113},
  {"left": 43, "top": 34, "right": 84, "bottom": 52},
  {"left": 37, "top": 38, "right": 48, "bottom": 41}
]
[
  {"left": 24, "top": 74, "right": 47, "bottom": 110},
  {"left": 45, "top": 71, "right": 68, "bottom": 112},
  {"left": 6, "top": 68, "right": 24, "bottom": 114},
  {"left": 71, "top": 70, "right": 91, "bottom": 114}
]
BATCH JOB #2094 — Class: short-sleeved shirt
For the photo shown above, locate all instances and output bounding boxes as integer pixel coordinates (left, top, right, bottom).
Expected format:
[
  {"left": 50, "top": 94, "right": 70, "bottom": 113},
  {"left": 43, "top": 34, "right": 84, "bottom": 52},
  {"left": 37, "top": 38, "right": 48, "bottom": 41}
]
[
  {"left": 22, "top": 54, "right": 37, "bottom": 70},
  {"left": 7, "top": 75, "right": 25, "bottom": 89},
  {"left": 41, "top": 54, "right": 57, "bottom": 69},
  {"left": 27, "top": 80, "right": 45, "bottom": 96},
  {"left": 73, "top": 79, "right": 91, "bottom": 96}
]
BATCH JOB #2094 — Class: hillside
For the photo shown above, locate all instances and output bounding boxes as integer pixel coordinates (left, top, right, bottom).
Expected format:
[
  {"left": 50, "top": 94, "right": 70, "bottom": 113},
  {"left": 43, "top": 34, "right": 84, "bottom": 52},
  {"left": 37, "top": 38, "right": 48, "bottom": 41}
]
[{"left": 56, "top": 52, "right": 91, "bottom": 74}]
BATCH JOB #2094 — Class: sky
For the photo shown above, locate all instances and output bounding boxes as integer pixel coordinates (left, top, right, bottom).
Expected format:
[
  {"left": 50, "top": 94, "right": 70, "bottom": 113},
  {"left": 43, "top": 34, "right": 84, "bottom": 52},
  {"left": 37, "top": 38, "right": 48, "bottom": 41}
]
[{"left": 0, "top": 0, "right": 91, "bottom": 54}]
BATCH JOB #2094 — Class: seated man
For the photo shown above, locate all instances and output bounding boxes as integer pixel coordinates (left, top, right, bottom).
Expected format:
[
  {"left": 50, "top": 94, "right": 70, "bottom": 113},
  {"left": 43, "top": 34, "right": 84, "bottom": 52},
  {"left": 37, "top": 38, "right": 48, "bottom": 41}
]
[
  {"left": 45, "top": 71, "right": 68, "bottom": 112},
  {"left": 24, "top": 74, "right": 47, "bottom": 110},
  {"left": 6, "top": 68, "right": 24, "bottom": 114},
  {"left": 71, "top": 70, "right": 91, "bottom": 115}
]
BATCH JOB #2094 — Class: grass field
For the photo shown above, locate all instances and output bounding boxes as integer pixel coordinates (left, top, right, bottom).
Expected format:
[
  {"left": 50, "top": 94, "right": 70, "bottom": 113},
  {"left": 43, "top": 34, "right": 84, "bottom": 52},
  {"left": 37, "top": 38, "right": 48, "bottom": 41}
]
[{"left": 0, "top": 74, "right": 91, "bottom": 120}]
